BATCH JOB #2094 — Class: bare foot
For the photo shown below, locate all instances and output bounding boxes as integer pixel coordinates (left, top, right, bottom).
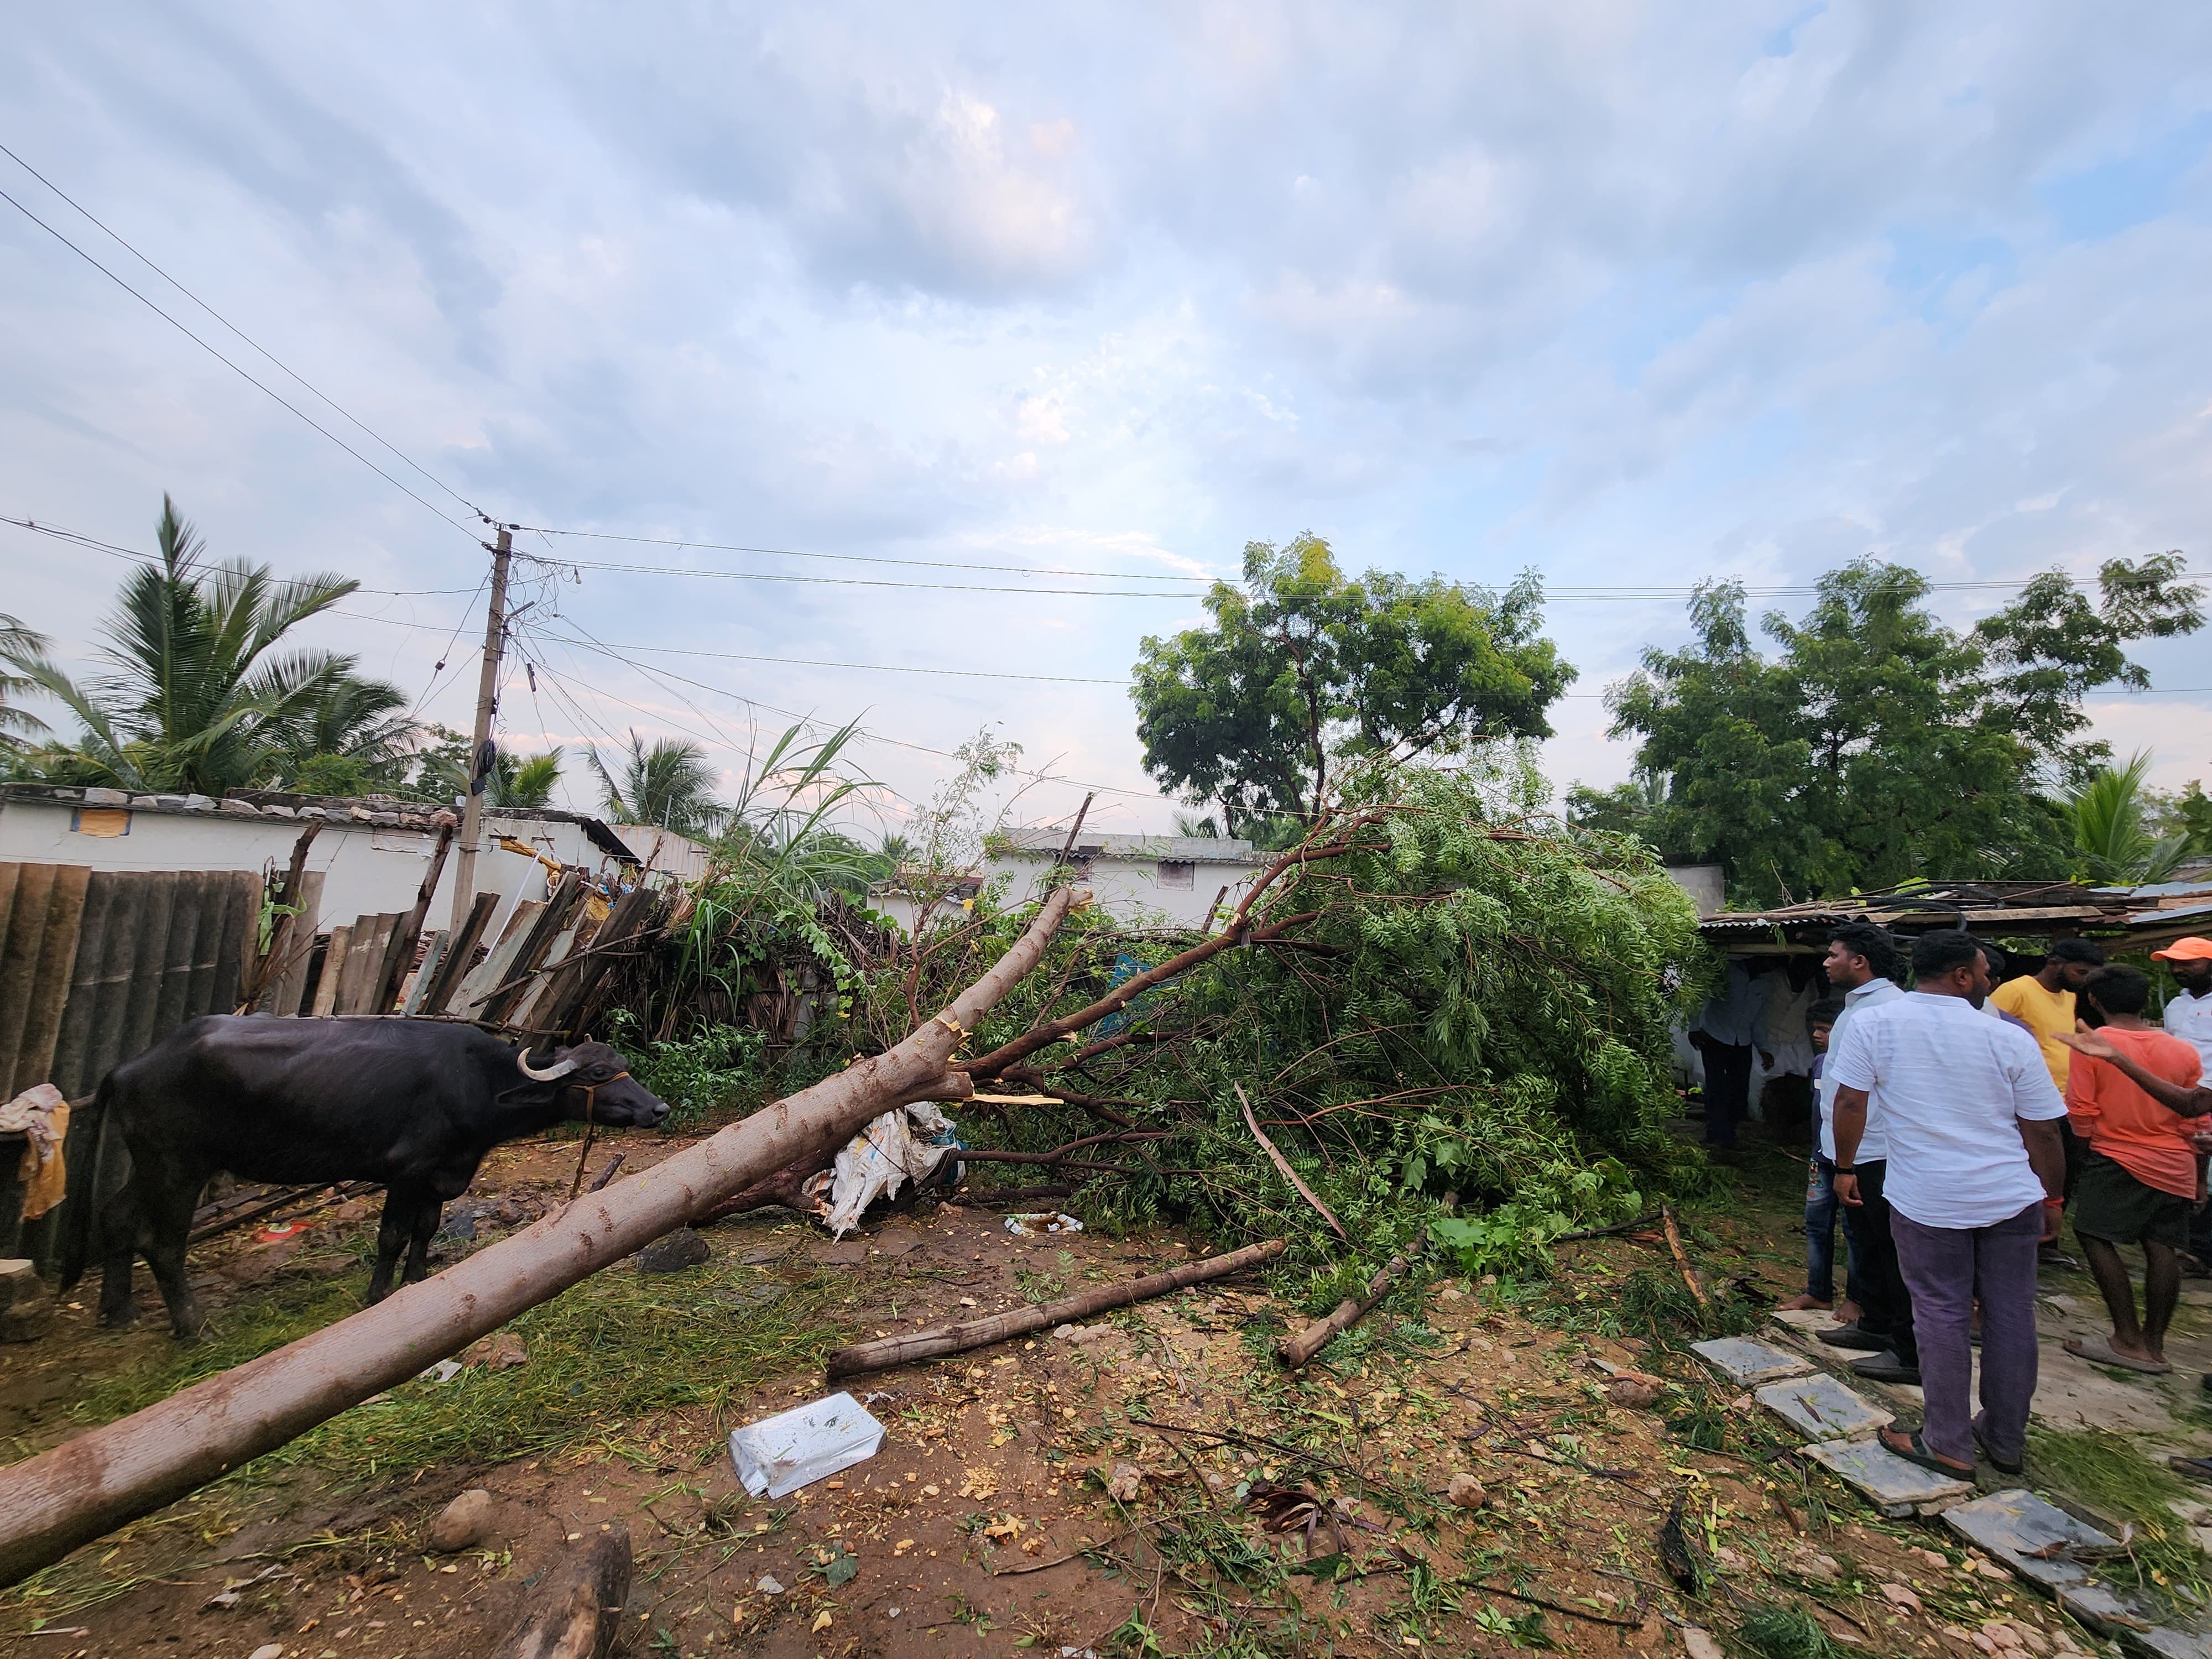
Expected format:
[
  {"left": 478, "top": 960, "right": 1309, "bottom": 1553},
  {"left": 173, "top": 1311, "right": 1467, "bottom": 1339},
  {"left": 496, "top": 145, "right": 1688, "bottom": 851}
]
[
  {"left": 1777, "top": 1294, "right": 1833, "bottom": 1312},
  {"left": 1832, "top": 1301, "right": 1863, "bottom": 1324},
  {"left": 2111, "top": 1332, "right": 2167, "bottom": 1366}
]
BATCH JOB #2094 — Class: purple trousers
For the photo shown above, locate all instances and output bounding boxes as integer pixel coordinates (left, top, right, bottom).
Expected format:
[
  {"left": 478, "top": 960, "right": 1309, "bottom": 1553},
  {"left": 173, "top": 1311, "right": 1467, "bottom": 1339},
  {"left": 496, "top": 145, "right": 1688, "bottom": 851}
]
[{"left": 1891, "top": 1200, "right": 2044, "bottom": 1468}]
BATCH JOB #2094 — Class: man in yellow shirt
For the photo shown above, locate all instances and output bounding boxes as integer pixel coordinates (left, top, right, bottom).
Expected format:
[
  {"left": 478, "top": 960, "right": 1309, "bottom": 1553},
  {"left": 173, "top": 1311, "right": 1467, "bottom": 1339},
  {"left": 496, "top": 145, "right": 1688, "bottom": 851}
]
[
  {"left": 1991, "top": 939, "right": 2107, "bottom": 1092},
  {"left": 1991, "top": 938, "right": 2106, "bottom": 1263}
]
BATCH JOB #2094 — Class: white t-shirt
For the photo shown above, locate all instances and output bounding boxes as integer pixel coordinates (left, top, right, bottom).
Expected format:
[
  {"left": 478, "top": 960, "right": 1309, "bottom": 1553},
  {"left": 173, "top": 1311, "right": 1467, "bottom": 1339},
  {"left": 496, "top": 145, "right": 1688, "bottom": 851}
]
[
  {"left": 1825, "top": 990, "right": 2068, "bottom": 1230},
  {"left": 2165, "top": 988, "right": 2212, "bottom": 1074},
  {"left": 1817, "top": 977, "right": 1905, "bottom": 1162}
]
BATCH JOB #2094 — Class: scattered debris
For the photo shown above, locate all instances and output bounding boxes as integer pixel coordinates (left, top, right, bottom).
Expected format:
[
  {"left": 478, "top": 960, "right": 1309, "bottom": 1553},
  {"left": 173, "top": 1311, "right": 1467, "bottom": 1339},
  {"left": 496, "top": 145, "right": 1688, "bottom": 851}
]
[
  {"left": 1004, "top": 1211, "right": 1083, "bottom": 1237},
  {"left": 1104, "top": 1461, "right": 1145, "bottom": 1503},
  {"left": 817, "top": 1100, "right": 966, "bottom": 1238},
  {"left": 1661, "top": 1203, "right": 1711, "bottom": 1313},
  {"left": 728, "top": 1391, "right": 886, "bottom": 1499},
  {"left": 756, "top": 1574, "right": 785, "bottom": 1595},
  {"left": 1681, "top": 1627, "right": 1725, "bottom": 1659},
  {"left": 428, "top": 1488, "right": 496, "bottom": 1552},
  {"left": 1447, "top": 1472, "right": 1489, "bottom": 1510}
]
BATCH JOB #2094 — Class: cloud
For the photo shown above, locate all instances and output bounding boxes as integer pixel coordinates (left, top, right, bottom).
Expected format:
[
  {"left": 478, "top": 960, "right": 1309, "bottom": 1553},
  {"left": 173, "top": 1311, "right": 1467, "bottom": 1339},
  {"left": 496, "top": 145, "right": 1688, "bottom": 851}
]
[{"left": 2, "top": 0, "right": 2209, "bottom": 834}]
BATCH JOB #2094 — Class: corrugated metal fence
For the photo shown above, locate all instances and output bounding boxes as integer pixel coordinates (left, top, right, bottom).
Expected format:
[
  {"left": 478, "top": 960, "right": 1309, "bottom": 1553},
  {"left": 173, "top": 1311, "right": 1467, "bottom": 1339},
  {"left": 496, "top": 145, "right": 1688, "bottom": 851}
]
[{"left": 0, "top": 859, "right": 672, "bottom": 1266}]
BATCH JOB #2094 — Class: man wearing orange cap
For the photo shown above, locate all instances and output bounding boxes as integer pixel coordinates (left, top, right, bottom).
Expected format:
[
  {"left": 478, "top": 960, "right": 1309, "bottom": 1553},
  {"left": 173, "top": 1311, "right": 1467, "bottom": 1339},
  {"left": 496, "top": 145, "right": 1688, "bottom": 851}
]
[{"left": 2156, "top": 938, "right": 2212, "bottom": 1074}]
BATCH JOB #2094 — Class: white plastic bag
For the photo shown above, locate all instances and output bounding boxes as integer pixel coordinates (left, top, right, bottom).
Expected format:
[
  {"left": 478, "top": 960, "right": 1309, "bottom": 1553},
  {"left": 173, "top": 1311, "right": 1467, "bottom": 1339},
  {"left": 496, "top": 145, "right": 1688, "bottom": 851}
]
[
  {"left": 817, "top": 1101, "right": 962, "bottom": 1237},
  {"left": 728, "top": 1391, "right": 885, "bottom": 1498}
]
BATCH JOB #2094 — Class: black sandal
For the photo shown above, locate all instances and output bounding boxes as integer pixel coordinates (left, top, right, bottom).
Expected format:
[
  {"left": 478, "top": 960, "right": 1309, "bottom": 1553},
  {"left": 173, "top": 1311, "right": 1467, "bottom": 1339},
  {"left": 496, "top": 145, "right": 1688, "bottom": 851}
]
[
  {"left": 1880, "top": 1427, "right": 1974, "bottom": 1479},
  {"left": 1973, "top": 1423, "right": 2023, "bottom": 1477}
]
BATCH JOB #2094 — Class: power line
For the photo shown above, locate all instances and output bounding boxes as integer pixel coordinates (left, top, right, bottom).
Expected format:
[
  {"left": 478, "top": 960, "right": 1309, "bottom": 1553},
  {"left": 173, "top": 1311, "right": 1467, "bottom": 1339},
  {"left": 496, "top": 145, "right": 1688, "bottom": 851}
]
[
  {"left": 515, "top": 523, "right": 1207, "bottom": 583},
  {"left": 0, "top": 183, "right": 483, "bottom": 542},
  {"left": 519, "top": 547, "right": 1208, "bottom": 599},
  {"left": 0, "top": 140, "right": 491, "bottom": 525},
  {"left": 1, "top": 515, "right": 480, "bottom": 594}
]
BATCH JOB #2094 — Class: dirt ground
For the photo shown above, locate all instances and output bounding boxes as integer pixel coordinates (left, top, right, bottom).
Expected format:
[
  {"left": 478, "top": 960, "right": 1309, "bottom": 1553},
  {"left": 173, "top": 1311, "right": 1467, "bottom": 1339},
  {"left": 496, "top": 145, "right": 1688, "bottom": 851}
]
[{"left": 0, "top": 1121, "right": 2193, "bottom": 1658}]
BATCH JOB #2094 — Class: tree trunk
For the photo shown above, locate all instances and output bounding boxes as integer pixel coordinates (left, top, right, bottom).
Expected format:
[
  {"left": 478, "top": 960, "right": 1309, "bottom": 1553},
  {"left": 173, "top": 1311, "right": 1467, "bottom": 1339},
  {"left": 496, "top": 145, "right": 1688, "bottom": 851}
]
[
  {"left": 825, "top": 1238, "right": 1284, "bottom": 1378},
  {"left": 491, "top": 1530, "right": 632, "bottom": 1659},
  {"left": 0, "top": 886, "right": 1080, "bottom": 1588}
]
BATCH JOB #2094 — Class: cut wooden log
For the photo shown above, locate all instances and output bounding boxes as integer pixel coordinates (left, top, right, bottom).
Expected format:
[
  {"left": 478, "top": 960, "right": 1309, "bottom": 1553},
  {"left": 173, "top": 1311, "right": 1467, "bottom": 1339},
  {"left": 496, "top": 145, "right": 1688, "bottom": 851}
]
[
  {"left": 826, "top": 1237, "right": 1285, "bottom": 1379},
  {"left": 491, "top": 1530, "right": 630, "bottom": 1659},
  {"left": 0, "top": 886, "right": 1079, "bottom": 1588},
  {"left": 1277, "top": 1251, "right": 1415, "bottom": 1368}
]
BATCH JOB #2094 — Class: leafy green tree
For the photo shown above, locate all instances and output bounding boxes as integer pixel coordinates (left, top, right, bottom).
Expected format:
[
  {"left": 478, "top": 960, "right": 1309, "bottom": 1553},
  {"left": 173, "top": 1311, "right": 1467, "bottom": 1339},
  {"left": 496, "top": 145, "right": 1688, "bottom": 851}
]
[
  {"left": 589, "top": 730, "right": 728, "bottom": 837},
  {"left": 1595, "top": 555, "right": 2201, "bottom": 906},
  {"left": 0, "top": 614, "right": 54, "bottom": 754},
  {"left": 1131, "top": 534, "right": 1573, "bottom": 834},
  {"left": 7, "top": 496, "right": 409, "bottom": 795},
  {"left": 2069, "top": 752, "right": 2194, "bottom": 885},
  {"left": 267, "top": 676, "right": 415, "bottom": 789},
  {"left": 2145, "top": 781, "right": 2212, "bottom": 859}
]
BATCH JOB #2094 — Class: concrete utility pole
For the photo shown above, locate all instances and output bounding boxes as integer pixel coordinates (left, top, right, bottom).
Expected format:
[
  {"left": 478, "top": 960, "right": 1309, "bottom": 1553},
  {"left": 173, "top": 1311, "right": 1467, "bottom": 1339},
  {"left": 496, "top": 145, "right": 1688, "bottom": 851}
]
[{"left": 449, "top": 525, "right": 513, "bottom": 931}]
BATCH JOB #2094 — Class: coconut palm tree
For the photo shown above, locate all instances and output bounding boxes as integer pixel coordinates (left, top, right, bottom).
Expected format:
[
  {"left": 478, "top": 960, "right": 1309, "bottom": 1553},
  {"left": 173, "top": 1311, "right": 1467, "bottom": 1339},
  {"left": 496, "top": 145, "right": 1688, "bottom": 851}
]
[
  {"left": 2069, "top": 750, "right": 2193, "bottom": 885},
  {"left": 0, "top": 614, "right": 54, "bottom": 754},
  {"left": 589, "top": 730, "right": 729, "bottom": 837},
  {"left": 11, "top": 496, "right": 411, "bottom": 795}
]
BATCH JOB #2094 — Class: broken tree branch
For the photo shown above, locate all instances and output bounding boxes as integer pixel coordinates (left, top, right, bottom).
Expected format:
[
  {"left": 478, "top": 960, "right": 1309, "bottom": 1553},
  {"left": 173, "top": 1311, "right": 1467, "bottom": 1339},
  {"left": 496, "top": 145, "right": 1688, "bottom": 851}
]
[
  {"left": 1660, "top": 1204, "right": 1710, "bottom": 1313},
  {"left": 1234, "top": 1083, "right": 1346, "bottom": 1241},
  {"left": 825, "top": 1237, "right": 1286, "bottom": 1379},
  {"left": 0, "top": 888, "right": 1082, "bottom": 1588},
  {"left": 962, "top": 812, "right": 1386, "bottom": 1080},
  {"left": 1277, "top": 1250, "right": 1416, "bottom": 1368}
]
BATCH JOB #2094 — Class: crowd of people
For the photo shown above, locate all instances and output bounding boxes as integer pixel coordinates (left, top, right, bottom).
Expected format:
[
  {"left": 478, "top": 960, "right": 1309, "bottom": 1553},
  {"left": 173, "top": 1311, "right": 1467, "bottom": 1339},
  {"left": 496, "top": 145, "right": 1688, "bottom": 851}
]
[{"left": 1691, "top": 929, "right": 2212, "bottom": 1480}]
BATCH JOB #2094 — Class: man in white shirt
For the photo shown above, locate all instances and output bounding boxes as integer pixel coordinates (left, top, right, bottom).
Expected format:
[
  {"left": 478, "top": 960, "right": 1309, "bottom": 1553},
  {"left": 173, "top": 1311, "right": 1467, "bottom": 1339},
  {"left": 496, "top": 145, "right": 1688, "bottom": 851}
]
[
  {"left": 2156, "top": 938, "right": 2212, "bottom": 1073},
  {"left": 1828, "top": 931, "right": 2069, "bottom": 1478},
  {"left": 1807, "top": 924, "right": 1907, "bottom": 1352}
]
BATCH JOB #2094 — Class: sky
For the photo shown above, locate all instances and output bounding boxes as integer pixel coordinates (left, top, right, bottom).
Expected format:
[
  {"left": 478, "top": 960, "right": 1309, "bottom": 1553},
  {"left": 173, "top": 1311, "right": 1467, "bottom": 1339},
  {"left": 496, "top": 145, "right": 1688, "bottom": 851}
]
[{"left": 3, "top": 3, "right": 2210, "bottom": 839}]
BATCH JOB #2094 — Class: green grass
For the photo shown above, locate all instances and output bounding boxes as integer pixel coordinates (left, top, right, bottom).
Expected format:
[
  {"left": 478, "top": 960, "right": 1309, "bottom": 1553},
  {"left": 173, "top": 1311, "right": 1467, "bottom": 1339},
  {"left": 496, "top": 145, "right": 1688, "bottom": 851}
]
[
  {"left": 2025, "top": 1425, "right": 2209, "bottom": 1604},
  {"left": 69, "top": 1251, "right": 855, "bottom": 1481}
]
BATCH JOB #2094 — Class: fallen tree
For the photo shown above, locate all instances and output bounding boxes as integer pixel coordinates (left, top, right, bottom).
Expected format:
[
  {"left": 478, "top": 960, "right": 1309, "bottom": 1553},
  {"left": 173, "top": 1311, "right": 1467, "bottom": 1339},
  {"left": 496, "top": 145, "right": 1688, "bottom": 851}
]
[{"left": 0, "top": 885, "right": 1081, "bottom": 1589}]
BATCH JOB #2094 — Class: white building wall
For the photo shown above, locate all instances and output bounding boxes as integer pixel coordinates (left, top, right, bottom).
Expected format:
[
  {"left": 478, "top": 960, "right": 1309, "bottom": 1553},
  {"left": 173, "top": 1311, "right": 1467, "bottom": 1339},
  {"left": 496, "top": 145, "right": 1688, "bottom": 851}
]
[
  {"left": 871, "top": 849, "right": 1267, "bottom": 935},
  {"left": 0, "top": 794, "right": 627, "bottom": 940}
]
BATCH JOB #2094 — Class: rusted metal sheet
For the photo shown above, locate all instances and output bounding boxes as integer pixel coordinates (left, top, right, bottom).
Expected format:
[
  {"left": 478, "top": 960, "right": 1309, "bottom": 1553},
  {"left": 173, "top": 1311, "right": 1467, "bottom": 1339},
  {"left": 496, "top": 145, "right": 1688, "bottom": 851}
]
[
  {"left": 117, "top": 872, "right": 178, "bottom": 1070},
  {"left": 8, "top": 866, "right": 90, "bottom": 1098},
  {"left": 0, "top": 863, "right": 59, "bottom": 1086},
  {"left": 48, "top": 873, "right": 116, "bottom": 1102}
]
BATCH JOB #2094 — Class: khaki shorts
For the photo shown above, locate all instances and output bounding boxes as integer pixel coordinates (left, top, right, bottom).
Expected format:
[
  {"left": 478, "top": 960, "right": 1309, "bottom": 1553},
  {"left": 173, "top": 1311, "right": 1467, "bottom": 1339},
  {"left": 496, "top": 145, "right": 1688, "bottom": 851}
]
[{"left": 2072, "top": 1151, "right": 2192, "bottom": 1250}]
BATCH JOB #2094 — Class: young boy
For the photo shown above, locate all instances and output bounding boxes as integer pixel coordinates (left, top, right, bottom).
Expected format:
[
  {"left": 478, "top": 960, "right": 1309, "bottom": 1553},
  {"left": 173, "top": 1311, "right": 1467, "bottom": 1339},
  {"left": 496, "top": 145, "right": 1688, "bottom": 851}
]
[
  {"left": 2062, "top": 964, "right": 2208, "bottom": 1374},
  {"left": 1780, "top": 997, "right": 1861, "bottom": 1318}
]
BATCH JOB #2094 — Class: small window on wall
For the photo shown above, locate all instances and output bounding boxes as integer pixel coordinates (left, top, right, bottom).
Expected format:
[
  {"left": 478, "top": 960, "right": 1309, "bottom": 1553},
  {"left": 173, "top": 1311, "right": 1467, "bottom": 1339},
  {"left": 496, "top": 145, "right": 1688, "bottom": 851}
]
[
  {"left": 1157, "top": 860, "right": 1195, "bottom": 889},
  {"left": 70, "top": 808, "right": 131, "bottom": 837}
]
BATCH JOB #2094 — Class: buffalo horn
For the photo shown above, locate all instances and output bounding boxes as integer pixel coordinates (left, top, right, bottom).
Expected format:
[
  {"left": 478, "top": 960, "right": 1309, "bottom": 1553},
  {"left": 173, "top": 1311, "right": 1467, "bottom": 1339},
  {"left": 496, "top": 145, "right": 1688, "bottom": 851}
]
[{"left": 516, "top": 1048, "right": 581, "bottom": 1082}]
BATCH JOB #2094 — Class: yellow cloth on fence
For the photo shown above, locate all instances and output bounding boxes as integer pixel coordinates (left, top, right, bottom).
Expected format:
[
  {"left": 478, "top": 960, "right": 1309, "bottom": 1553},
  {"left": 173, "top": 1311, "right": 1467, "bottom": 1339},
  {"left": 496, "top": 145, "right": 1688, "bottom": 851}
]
[{"left": 0, "top": 1084, "right": 69, "bottom": 1220}]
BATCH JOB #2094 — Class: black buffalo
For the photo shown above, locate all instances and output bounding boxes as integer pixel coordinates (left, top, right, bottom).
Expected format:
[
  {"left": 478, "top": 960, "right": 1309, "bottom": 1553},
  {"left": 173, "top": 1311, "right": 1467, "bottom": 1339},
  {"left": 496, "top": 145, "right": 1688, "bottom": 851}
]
[{"left": 62, "top": 1015, "right": 669, "bottom": 1338}]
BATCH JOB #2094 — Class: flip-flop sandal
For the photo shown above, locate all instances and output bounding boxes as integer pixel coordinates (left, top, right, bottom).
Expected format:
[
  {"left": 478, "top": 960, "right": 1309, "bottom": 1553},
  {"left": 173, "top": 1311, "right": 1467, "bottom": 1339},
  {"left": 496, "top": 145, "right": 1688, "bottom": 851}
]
[
  {"left": 1973, "top": 1424, "right": 2023, "bottom": 1476},
  {"left": 1879, "top": 1427, "right": 1974, "bottom": 1479},
  {"left": 2170, "top": 1455, "right": 2212, "bottom": 1484},
  {"left": 2065, "top": 1335, "right": 2173, "bottom": 1375}
]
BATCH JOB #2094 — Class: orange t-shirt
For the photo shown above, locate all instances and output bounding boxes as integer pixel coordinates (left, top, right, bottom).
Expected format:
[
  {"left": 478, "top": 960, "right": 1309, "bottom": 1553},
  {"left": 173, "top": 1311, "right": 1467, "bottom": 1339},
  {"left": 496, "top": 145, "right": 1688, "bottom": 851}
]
[{"left": 2064, "top": 1027, "right": 2208, "bottom": 1199}]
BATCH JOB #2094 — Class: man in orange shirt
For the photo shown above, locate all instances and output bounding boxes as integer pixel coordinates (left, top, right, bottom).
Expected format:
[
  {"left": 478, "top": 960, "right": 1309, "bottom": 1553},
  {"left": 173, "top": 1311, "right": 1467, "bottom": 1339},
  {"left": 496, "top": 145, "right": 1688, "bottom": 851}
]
[{"left": 2062, "top": 964, "right": 2208, "bottom": 1375}]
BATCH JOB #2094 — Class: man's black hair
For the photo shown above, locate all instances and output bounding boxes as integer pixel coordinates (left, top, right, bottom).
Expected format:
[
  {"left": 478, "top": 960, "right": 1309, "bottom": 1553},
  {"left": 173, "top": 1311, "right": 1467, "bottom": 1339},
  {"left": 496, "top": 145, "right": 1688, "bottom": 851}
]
[
  {"left": 2083, "top": 963, "right": 2152, "bottom": 1017},
  {"left": 2050, "top": 938, "right": 2107, "bottom": 967},
  {"left": 1978, "top": 941, "right": 2010, "bottom": 980},
  {"left": 1828, "top": 921, "right": 1901, "bottom": 981},
  {"left": 1808, "top": 997, "right": 1846, "bottom": 1026},
  {"left": 1911, "top": 930, "right": 1984, "bottom": 981}
]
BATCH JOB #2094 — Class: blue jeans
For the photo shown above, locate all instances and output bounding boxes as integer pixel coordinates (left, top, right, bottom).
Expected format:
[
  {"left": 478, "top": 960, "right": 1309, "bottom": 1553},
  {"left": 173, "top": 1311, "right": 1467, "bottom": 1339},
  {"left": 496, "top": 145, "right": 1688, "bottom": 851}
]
[{"left": 1806, "top": 1154, "right": 1865, "bottom": 1305}]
